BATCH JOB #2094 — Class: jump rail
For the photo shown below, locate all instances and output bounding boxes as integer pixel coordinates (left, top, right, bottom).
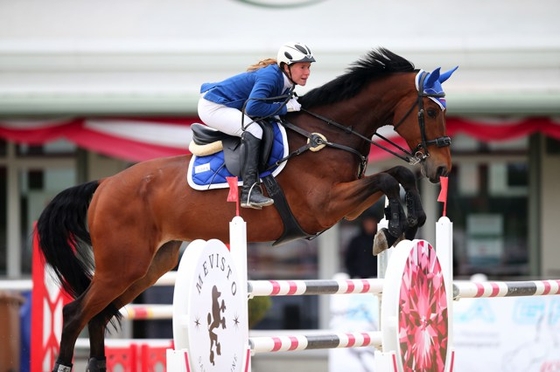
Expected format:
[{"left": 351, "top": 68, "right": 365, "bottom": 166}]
[
  {"left": 249, "top": 331, "right": 382, "bottom": 354},
  {"left": 167, "top": 216, "right": 457, "bottom": 372},
  {"left": 248, "top": 278, "right": 384, "bottom": 297},
  {"left": 453, "top": 279, "right": 560, "bottom": 299}
]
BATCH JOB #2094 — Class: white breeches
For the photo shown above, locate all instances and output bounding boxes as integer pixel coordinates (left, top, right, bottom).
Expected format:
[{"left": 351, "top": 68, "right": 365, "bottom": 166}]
[{"left": 198, "top": 96, "right": 263, "bottom": 139}]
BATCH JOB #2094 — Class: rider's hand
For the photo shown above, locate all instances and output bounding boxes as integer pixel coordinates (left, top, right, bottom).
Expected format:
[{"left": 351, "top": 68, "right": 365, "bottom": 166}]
[{"left": 286, "top": 98, "right": 301, "bottom": 112}]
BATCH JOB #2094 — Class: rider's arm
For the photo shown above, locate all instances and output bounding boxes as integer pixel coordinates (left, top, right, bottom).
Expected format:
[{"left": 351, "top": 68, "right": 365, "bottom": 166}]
[{"left": 244, "top": 68, "right": 288, "bottom": 117}]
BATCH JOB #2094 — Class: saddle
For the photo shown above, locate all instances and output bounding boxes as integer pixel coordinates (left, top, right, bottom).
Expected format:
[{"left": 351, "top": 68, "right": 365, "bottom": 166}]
[
  {"left": 187, "top": 120, "right": 320, "bottom": 246},
  {"left": 189, "top": 120, "right": 276, "bottom": 176}
]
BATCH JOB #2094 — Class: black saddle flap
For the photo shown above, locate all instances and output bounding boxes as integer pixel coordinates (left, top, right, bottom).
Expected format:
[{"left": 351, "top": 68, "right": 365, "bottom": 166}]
[
  {"left": 222, "top": 137, "right": 242, "bottom": 176},
  {"left": 191, "top": 123, "right": 231, "bottom": 145}
]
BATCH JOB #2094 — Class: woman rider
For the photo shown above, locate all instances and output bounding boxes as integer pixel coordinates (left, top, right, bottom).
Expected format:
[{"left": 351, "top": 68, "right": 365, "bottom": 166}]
[{"left": 198, "top": 42, "right": 315, "bottom": 209}]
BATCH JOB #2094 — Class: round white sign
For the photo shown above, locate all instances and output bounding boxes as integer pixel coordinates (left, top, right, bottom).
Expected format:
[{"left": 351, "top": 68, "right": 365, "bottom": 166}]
[{"left": 173, "top": 239, "right": 247, "bottom": 372}]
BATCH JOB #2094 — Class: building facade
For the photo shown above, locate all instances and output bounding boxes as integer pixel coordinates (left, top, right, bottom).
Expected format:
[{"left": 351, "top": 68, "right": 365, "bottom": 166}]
[{"left": 1, "top": 0, "right": 560, "bottom": 331}]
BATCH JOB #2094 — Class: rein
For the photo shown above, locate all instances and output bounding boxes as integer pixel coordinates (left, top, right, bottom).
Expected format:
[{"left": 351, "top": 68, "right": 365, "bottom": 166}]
[
  {"left": 279, "top": 70, "right": 452, "bottom": 171},
  {"left": 259, "top": 71, "right": 452, "bottom": 177},
  {"left": 274, "top": 118, "right": 369, "bottom": 177}
]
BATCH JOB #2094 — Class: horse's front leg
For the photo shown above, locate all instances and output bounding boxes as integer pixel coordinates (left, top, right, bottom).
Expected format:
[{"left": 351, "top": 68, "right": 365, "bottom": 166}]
[
  {"left": 383, "top": 166, "right": 426, "bottom": 240},
  {"left": 331, "top": 173, "right": 406, "bottom": 253}
]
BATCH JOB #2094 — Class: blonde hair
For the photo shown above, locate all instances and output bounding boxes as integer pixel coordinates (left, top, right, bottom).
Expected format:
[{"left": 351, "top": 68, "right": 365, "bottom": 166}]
[{"left": 247, "top": 58, "right": 277, "bottom": 72}]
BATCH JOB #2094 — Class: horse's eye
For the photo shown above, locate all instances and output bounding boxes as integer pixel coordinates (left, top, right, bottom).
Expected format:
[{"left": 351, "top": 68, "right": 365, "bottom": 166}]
[{"left": 427, "top": 108, "right": 438, "bottom": 118}]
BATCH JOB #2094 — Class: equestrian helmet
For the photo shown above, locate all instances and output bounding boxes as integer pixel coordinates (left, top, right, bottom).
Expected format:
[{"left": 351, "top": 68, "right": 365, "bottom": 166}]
[{"left": 277, "top": 42, "right": 316, "bottom": 66}]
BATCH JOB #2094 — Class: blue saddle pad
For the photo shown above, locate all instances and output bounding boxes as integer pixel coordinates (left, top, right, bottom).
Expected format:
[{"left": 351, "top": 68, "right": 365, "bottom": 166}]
[{"left": 187, "top": 122, "right": 288, "bottom": 190}]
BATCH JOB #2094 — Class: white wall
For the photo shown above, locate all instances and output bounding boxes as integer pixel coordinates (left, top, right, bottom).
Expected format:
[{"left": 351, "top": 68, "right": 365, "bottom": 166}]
[{"left": 1, "top": 0, "right": 559, "bottom": 115}]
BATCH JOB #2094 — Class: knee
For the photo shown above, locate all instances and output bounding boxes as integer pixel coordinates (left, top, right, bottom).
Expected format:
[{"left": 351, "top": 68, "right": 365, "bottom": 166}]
[{"left": 245, "top": 124, "right": 263, "bottom": 139}]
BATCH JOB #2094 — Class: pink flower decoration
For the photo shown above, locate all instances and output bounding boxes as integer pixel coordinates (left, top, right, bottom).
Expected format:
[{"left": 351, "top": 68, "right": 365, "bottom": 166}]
[{"left": 398, "top": 240, "right": 449, "bottom": 371}]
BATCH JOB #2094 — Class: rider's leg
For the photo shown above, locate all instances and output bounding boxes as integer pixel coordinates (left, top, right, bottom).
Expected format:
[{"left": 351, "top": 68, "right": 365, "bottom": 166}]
[
  {"left": 240, "top": 132, "right": 274, "bottom": 209},
  {"left": 198, "top": 97, "right": 262, "bottom": 138},
  {"left": 198, "top": 97, "right": 271, "bottom": 209}
]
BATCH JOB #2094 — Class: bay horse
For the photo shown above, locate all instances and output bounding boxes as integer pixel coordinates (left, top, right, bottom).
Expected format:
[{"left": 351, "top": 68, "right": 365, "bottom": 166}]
[{"left": 37, "top": 48, "right": 457, "bottom": 371}]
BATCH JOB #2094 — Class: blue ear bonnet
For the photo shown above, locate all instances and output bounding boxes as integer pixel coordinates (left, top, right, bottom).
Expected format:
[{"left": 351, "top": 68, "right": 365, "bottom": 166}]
[{"left": 415, "top": 66, "right": 458, "bottom": 110}]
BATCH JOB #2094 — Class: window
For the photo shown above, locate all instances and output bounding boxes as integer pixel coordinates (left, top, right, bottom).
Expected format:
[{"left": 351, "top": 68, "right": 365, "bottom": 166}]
[
  {"left": 448, "top": 135, "right": 529, "bottom": 278},
  {"left": 0, "top": 140, "right": 77, "bottom": 277}
]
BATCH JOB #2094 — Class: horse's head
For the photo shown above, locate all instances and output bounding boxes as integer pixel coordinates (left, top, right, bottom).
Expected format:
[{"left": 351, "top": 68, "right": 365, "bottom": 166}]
[
  {"left": 297, "top": 48, "right": 458, "bottom": 183},
  {"left": 393, "top": 66, "right": 458, "bottom": 183}
]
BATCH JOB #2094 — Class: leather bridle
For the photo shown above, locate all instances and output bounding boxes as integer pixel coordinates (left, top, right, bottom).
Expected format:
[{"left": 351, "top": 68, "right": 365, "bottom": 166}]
[
  {"left": 260, "top": 71, "right": 453, "bottom": 177},
  {"left": 391, "top": 70, "right": 452, "bottom": 165}
]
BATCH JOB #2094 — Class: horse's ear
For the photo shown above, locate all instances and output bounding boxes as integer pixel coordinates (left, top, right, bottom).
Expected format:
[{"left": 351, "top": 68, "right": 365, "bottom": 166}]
[
  {"left": 424, "top": 67, "right": 442, "bottom": 89},
  {"left": 438, "top": 66, "right": 459, "bottom": 84}
]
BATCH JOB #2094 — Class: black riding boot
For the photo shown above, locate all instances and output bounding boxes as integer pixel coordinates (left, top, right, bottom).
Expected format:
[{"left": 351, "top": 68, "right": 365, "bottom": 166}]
[{"left": 240, "top": 132, "right": 274, "bottom": 209}]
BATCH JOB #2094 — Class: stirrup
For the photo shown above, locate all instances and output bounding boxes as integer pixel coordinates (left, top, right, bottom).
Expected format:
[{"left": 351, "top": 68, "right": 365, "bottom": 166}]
[{"left": 241, "top": 184, "right": 274, "bottom": 209}]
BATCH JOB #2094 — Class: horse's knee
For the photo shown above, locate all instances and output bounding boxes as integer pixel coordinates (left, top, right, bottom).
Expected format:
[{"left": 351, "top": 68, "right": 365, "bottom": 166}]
[{"left": 387, "top": 165, "right": 417, "bottom": 188}]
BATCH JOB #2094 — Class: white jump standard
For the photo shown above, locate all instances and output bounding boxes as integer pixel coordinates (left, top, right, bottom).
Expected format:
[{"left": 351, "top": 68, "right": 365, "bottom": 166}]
[
  {"left": 166, "top": 210, "right": 560, "bottom": 372},
  {"left": 167, "top": 216, "right": 457, "bottom": 372}
]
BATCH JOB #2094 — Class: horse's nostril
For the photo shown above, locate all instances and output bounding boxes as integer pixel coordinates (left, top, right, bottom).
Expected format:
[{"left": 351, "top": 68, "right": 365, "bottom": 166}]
[{"left": 437, "top": 166, "right": 449, "bottom": 177}]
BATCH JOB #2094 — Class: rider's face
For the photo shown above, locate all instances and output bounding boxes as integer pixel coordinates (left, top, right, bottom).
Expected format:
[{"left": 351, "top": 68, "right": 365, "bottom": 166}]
[{"left": 286, "top": 62, "right": 312, "bottom": 86}]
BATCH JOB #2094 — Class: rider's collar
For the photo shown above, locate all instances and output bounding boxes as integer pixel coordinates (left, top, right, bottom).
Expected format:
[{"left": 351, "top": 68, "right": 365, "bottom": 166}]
[{"left": 282, "top": 71, "right": 295, "bottom": 92}]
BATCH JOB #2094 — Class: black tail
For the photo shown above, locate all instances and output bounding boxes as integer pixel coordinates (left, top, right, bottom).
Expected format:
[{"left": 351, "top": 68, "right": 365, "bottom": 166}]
[{"left": 36, "top": 181, "right": 99, "bottom": 299}]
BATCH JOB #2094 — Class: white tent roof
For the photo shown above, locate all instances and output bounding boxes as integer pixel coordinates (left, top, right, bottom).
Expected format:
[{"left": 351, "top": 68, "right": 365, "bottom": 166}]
[{"left": 0, "top": 0, "right": 559, "bottom": 116}]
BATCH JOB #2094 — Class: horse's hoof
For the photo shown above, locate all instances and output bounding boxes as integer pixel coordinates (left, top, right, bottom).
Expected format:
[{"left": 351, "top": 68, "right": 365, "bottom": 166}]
[
  {"left": 373, "top": 228, "right": 407, "bottom": 255},
  {"left": 86, "top": 357, "right": 106, "bottom": 372},
  {"left": 53, "top": 362, "right": 73, "bottom": 372},
  {"left": 373, "top": 229, "right": 388, "bottom": 255}
]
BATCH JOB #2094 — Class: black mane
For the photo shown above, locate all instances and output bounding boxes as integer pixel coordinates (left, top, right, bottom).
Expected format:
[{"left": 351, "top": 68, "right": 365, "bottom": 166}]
[{"left": 299, "top": 48, "right": 415, "bottom": 108}]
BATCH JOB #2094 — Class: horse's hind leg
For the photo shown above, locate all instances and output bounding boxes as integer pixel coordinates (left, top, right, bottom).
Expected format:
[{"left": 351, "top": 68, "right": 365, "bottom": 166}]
[
  {"left": 53, "top": 298, "right": 91, "bottom": 372},
  {"left": 85, "top": 241, "right": 182, "bottom": 372},
  {"left": 85, "top": 314, "right": 110, "bottom": 372},
  {"left": 111, "top": 240, "right": 182, "bottom": 309},
  {"left": 54, "top": 279, "right": 132, "bottom": 372}
]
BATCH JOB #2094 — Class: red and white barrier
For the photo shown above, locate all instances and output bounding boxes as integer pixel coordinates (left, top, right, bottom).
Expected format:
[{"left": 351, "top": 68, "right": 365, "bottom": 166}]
[
  {"left": 27, "top": 210, "right": 560, "bottom": 371},
  {"left": 248, "top": 278, "right": 384, "bottom": 297},
  {"left": 453, "top": 279, "right": 560, "bottom": 299},
  {"left": 249, "top": 331, "right": 382, "bottom": 354},
  {"left": 167, "top": 216, "right": 457, "bottom": 372}
]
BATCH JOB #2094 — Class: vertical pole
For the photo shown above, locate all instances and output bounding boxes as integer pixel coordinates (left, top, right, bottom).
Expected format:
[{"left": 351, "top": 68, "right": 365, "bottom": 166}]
[
  {"left": 229, "top": 216, "right": 247, "bottom": 291},
  {"left": 229, "top": 216, "right": 250, "bottom": 371},
  {"left": 436, "top": 216, "right": 454, "bottom": 372},
  {"left": 377, "top": 196, "right": 391, "bottom": 344},
  {"left": 377, "top": 197, "right": 392, "bottom": 279},
  {"left": 318, "top": 225, "right": 339, "bottom": 329}
]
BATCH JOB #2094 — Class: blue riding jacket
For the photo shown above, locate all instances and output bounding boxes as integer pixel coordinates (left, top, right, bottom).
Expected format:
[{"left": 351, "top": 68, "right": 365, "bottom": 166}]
[{"left": 200, "top": 64, "right": 293, "bottom": 117}]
